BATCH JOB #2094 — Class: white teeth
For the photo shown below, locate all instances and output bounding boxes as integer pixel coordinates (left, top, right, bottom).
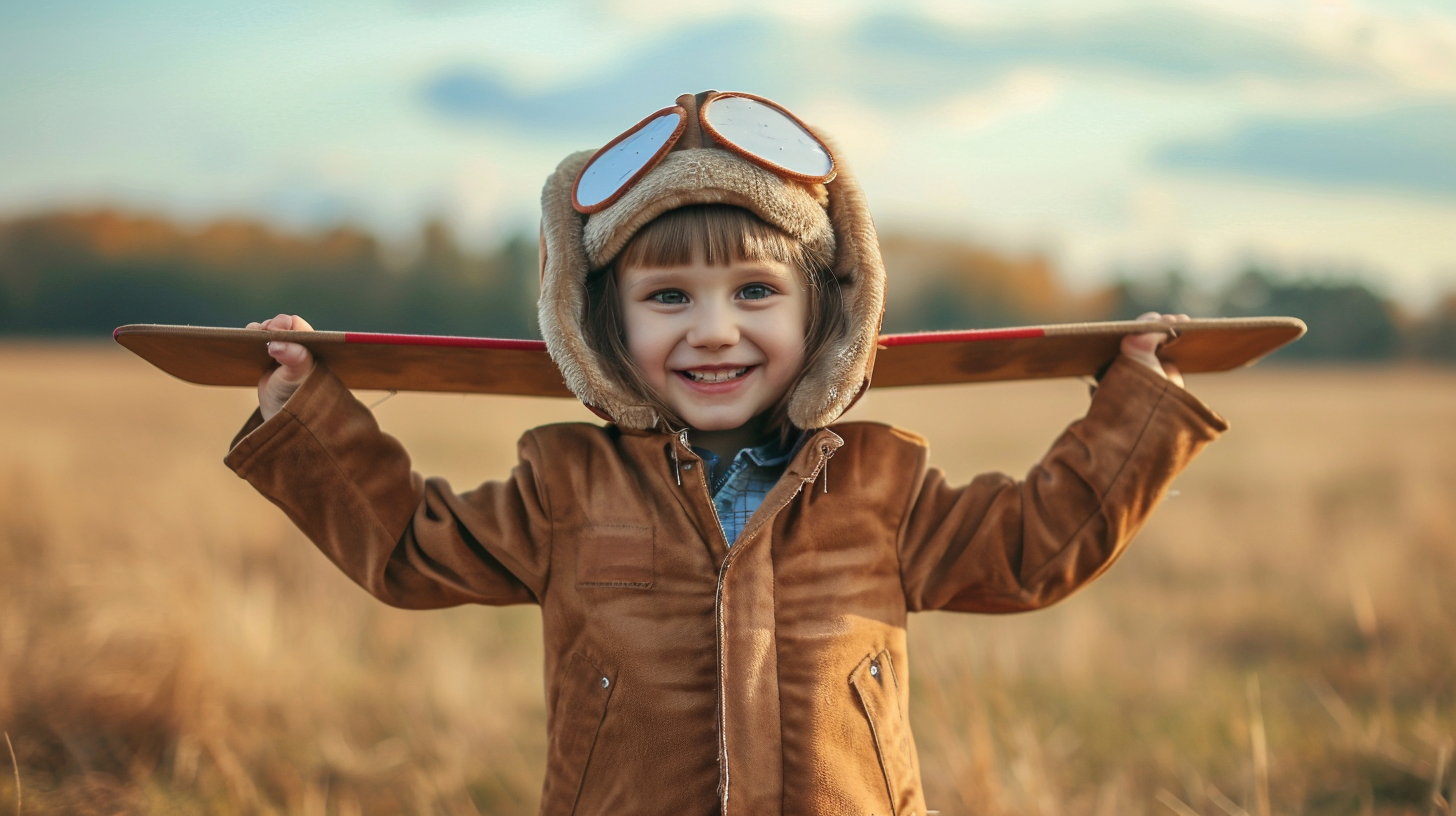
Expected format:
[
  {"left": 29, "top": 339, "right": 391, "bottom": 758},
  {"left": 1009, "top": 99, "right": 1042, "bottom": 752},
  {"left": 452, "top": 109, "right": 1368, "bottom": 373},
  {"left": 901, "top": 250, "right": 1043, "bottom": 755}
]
[{"left": 684, "top": 367, "right": 749, "bottom": 384}]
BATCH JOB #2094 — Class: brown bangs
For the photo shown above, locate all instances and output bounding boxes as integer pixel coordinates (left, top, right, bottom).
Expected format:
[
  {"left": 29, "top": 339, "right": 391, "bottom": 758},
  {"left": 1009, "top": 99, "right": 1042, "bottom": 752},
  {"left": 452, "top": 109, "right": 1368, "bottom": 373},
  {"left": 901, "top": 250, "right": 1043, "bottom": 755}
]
[{"left": 614, "top": 204, "right": 829, "bottom": 272}]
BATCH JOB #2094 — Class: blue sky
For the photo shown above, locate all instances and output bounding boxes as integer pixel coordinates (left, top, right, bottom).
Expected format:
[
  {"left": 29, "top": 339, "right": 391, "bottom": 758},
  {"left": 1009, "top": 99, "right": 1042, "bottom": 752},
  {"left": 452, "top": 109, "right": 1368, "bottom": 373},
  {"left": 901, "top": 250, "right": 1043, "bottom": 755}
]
[{"left": 2, "top": 0, "right": 1454, "bottom": 307}]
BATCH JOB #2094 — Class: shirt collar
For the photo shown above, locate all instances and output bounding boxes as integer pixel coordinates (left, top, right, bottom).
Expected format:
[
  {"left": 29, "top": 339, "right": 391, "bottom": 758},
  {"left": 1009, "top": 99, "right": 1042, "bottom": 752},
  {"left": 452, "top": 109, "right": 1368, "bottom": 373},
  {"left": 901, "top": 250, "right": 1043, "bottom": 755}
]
[
  {"left": 690, "top": 429, "right": 805, "bottom": 487},
  {"left": 693, "top": 430, "right": 801, "bottom": 467}
]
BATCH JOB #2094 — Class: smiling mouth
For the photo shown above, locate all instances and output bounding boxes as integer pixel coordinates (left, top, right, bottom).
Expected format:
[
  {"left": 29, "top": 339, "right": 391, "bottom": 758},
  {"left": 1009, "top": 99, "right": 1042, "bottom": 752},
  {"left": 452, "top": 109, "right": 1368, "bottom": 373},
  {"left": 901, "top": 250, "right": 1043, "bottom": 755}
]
[{"left": 680, "top": 366, "right": 754, "bottom": 384}]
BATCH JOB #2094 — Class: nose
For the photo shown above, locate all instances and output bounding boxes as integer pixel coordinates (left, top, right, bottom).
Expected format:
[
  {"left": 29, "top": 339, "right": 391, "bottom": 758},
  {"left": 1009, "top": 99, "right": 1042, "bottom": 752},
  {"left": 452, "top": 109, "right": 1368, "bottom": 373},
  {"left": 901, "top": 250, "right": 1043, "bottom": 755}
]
[{"left": 686, "top": 299, "right": 739, "bottom": 350}]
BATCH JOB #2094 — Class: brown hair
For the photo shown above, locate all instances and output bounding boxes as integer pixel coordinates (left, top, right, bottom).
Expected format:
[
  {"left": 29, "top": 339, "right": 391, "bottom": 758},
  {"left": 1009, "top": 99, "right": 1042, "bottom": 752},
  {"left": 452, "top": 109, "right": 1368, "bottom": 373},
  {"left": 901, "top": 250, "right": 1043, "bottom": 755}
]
[{"left": 584, "top": 205, "right": 845, "bottom": 438}]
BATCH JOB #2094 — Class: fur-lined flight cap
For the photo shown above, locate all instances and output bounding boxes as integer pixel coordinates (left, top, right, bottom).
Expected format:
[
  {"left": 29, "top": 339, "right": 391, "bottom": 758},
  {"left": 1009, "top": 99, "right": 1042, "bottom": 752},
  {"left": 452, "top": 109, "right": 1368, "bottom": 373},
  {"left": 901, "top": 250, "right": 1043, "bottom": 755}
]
[{"left": 537, "top": 90, "right": 885, "bottom": 431}]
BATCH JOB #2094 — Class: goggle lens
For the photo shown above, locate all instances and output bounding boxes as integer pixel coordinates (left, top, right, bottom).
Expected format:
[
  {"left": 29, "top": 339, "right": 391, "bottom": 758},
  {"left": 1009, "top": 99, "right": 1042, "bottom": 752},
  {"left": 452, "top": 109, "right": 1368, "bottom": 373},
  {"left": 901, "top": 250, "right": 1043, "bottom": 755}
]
[
  {"left": 701, "top": 95, "right": 834, "bottom": 180},
  {"left": 574, "top": 110, "right": 684, "bottom": 211}
]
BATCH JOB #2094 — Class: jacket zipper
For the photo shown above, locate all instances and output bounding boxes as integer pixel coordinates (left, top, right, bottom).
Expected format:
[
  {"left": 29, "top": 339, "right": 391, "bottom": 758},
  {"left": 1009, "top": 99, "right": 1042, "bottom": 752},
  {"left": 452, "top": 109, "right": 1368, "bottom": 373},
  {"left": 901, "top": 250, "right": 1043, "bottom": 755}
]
[
  {"left": 667, "top": 429, "right": 739, "bottom": 810},
  {"left": 689, "top": 432, "right": 838, "bottom": 816}
]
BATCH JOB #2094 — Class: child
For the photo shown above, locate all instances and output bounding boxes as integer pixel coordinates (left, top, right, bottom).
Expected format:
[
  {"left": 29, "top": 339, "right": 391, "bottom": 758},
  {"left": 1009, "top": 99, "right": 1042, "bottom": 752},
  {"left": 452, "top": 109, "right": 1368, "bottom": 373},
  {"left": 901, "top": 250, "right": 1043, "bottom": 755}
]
[{"left": 228, "top": 91, "right": 1226, "bottom": 815}]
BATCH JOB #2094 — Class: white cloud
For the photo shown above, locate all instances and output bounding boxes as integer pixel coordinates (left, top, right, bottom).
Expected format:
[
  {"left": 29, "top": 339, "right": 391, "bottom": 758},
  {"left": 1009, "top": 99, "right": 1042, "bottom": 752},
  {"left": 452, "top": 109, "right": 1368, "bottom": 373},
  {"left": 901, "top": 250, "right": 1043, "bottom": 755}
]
[{"left": 929, "top": 69, "right": 1066, "bottom": 133}]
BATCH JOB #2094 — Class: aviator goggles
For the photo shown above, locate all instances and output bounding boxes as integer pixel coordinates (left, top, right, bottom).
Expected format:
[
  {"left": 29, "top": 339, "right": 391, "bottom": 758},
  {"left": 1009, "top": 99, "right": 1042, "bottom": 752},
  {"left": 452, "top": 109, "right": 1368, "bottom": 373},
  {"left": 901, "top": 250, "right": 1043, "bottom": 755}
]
[{"left": 571, "top": 91, "right": 838, "bottom": 214}]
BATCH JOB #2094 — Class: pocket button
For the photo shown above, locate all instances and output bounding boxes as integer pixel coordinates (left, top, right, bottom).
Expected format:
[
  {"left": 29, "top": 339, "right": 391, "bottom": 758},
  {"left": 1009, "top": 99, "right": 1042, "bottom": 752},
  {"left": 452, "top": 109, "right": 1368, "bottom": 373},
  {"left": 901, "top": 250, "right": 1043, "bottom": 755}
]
[{"left": 600, "top": 676, "right": 611, "bottom": 689}]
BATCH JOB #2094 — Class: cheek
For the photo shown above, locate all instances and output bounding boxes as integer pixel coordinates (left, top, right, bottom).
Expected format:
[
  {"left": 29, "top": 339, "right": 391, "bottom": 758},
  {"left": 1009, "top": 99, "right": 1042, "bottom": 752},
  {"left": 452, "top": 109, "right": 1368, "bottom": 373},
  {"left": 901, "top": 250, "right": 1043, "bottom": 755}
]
[
  {"left": 761, "top": 313, "right": 808, "bottom": 372},
  {"left": 620, "top": 307, "right": 668, "bottom": 375}
]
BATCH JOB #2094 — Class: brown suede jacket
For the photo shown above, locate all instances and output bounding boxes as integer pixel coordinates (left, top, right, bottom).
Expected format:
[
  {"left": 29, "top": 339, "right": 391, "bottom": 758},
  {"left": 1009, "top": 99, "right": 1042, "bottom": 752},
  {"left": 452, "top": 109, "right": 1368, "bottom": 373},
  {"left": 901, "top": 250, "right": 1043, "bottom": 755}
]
[{"left": 225, "top": 353, "right": 1226, "bottom": 816}]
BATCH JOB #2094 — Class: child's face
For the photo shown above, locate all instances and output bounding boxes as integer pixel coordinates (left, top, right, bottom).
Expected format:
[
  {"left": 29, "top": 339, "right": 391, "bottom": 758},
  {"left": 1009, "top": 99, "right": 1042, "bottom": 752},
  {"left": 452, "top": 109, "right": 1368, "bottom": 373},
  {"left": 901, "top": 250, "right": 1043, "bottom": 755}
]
[{"left": 618, "top": 256, "right": 808, "bottom": 434}]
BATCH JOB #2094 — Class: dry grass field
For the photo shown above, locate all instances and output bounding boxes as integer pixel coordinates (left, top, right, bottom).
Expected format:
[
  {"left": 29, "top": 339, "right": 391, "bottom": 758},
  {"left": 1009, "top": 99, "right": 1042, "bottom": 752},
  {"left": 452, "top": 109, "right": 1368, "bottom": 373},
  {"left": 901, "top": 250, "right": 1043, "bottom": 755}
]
[{"left": 1, "top": 342, "right": 1453, "bottom": 815}]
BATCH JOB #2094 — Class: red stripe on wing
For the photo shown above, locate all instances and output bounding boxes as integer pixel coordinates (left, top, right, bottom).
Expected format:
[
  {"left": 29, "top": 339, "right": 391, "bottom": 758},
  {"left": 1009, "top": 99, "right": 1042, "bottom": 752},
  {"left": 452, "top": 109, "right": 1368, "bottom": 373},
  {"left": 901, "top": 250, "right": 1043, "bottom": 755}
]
[
  {"left": 878, "top": 327, "right": 1046, "bottom": 347},
  {"left": 343, "top": 332, "right": 548, "bottom": 351}
]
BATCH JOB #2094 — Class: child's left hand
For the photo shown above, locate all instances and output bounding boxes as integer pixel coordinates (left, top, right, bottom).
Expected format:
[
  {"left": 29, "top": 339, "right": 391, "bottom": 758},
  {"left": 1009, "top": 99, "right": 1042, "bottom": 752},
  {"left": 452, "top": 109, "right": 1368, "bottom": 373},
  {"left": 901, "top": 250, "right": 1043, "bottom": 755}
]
[{"left": 1120, "top": 312, "right": 1188, "bottom": 388}]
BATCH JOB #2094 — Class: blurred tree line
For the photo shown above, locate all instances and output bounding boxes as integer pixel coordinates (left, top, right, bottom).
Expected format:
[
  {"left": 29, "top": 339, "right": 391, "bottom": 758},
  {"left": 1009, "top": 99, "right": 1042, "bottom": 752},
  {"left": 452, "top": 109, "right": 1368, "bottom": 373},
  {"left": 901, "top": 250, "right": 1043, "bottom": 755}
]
[
  {"left": 876, "top": 235, "right": 1456, "bottom": 362},
  {"left": 3, "top": 209, "right": 1454, "bottom": 361},
  {"left": 1102, "top": 265, "right": 1456, "bottom": 361},
  {"left": 0, "top": 210, "right": 537, "bottom": 339}
]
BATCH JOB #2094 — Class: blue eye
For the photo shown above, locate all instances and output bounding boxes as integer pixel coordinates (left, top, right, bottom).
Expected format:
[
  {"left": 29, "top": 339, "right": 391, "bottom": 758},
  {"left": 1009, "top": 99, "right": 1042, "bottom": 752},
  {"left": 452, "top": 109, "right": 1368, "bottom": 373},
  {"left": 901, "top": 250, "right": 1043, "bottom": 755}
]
[
  {"left": 739, "top": 284, "right": 775, "bottom": 300},
  {"left": 650, "top": 290, "right": 688, "bottom": 305}
]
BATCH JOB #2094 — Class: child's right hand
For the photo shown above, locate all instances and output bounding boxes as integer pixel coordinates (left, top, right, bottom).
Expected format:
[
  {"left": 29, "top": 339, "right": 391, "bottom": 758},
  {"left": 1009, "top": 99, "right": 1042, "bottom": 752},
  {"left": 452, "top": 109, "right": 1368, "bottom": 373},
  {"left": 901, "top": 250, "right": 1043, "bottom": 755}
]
[
  {"left": 248, "top": 313, "right": 316, "bottom": 421},
  {"left": 1119, "top": 312, "right": 1188, "bottom": 388}
]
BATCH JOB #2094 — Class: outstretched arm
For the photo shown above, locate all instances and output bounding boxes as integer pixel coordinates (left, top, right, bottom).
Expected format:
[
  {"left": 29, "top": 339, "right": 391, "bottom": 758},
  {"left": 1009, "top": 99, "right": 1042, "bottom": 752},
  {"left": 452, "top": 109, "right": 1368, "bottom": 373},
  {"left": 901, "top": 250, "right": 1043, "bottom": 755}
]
[
  {"left": 226, "top": 341, "right": 552, "bottom": 610},
  {"left": 897, "top": 349, "right": 1226, "bottom": 614}
]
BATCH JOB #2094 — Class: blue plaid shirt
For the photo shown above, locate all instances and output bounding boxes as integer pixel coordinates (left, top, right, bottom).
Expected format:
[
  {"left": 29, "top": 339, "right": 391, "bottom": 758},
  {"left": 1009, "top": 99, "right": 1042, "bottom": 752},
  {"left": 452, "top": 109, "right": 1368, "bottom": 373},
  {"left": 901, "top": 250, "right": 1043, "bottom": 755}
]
[{"left": 693, "top": 436, "right": 800, "bottom": 546}]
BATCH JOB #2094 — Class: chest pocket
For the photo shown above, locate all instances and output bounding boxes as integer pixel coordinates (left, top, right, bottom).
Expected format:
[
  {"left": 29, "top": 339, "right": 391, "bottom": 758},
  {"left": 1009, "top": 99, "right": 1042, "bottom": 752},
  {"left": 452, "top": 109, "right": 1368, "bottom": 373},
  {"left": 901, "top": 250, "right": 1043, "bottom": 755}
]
[{"left": 574, "top": 524, "right": 655, "bottom": 588}]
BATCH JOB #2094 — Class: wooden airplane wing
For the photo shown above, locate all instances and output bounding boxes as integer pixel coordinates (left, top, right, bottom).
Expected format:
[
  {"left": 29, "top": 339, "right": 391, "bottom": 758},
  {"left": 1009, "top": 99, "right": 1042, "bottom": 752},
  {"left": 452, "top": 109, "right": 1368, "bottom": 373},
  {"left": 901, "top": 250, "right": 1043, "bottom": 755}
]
[
  {"left": 113, "top": 317, "right": 1305, "bottom": 397},
  {"left": 869, "top": 317, "right": 1305, "bottom": 387}
]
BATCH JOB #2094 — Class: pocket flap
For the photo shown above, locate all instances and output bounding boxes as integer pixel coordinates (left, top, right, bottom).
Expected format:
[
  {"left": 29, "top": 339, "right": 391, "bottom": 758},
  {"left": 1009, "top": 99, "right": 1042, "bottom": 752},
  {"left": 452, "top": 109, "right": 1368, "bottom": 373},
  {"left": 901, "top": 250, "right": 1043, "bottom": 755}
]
[
  {"left": 851, "top": 650, "right": 916, "bottom": 815},
  {"left": 542, "top": 652, "right": 616, "bottom": 814}
]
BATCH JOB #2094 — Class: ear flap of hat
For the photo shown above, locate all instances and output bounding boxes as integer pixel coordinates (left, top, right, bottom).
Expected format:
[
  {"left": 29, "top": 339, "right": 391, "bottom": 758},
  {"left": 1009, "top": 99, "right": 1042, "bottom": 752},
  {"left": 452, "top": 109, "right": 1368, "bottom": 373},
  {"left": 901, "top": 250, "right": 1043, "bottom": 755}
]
[
  {"left": 783, "top": 138, "right": 885, "bottom": 430},
  {"left": 538, "top": 150, "right": 661, "bottom": 430}
]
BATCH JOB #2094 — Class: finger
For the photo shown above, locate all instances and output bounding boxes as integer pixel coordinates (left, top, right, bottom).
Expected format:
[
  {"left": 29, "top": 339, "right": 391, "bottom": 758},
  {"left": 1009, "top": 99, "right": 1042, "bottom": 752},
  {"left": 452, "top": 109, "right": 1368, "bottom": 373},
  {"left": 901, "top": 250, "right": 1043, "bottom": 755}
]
[
  {"left": 246, "top": 321, "right": 263, "bottom": 330},
  {"left": 1121, "top": 333, "right": 1162, "bottom": 356},
  {"left": 290, "top": 314, "right": 314, "bottom": 332},
  {"left": 267, "top": 341, "right": 313, "bottom": 370},
  {"left": 267, "top": 340, "right": 306, "bottom": 366},
  {"left": 1136, "top": 311, "right": 1161, "bottom": 322},
  {"left": 260, "top": 313, "right": 292, "bottom": 332}
]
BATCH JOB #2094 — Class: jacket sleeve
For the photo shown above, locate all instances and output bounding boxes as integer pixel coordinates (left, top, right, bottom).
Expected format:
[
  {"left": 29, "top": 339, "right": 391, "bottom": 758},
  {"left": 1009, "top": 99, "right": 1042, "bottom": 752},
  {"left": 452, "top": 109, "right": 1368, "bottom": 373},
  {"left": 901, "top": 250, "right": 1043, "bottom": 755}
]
[
  {"left": 223, "top": 362, "right": 552, "bottom": 609},
  {"left": 896, "top": 355, "right": 1228, "bottom": 613}
]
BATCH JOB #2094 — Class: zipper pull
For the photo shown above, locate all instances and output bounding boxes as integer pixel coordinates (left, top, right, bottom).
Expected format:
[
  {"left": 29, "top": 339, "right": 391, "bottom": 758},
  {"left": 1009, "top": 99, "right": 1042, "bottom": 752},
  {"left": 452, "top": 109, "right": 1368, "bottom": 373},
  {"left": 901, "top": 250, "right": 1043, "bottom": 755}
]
[
  {"left": 817, "top": 442, "right": 835, "bottom": 494},
  {"left": 670, "top": 429, "right": 692, "bottom": 487}
]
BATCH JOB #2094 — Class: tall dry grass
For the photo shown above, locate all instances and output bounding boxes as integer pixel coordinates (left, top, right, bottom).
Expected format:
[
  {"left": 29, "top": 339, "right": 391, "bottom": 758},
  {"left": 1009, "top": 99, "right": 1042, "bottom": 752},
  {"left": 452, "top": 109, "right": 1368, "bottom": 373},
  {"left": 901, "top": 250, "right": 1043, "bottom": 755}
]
[{"left": 0, "top": 343, "right": 1452, "bottom": 815}]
